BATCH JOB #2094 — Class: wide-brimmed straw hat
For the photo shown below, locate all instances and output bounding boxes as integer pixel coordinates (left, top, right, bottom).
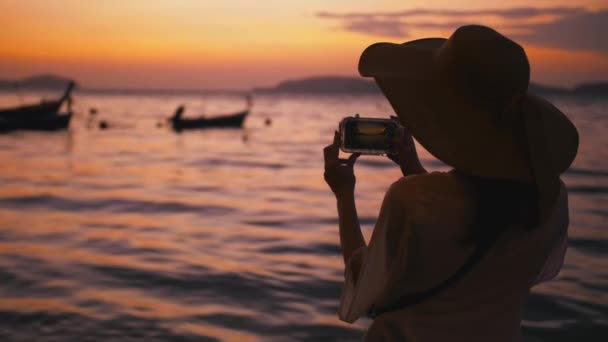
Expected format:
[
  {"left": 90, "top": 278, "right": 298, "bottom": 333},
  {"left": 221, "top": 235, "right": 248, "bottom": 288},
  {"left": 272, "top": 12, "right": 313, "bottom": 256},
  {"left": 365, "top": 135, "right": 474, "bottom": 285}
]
[{"left": 359, "top": 25, "right": 578, "bottom": 223}]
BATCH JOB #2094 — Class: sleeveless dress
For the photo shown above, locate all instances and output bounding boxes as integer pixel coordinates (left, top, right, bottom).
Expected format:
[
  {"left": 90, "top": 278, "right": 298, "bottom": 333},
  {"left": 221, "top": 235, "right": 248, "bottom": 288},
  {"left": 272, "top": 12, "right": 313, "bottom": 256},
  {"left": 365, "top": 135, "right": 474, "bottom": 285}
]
[{"left": 339, "top": 172, "right": 569, "bottom": 341}]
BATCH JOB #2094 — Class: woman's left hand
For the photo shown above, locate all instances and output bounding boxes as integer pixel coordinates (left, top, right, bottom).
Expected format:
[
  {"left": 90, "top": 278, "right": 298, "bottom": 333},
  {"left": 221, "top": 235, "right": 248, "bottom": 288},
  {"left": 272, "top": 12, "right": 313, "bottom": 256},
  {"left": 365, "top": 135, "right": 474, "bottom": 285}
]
[
  {"left": 386, "top": 116, "right": 427, "bottom": 176},
  {"left": 324, "top": 131, "right": 360, "bottom": 198}
]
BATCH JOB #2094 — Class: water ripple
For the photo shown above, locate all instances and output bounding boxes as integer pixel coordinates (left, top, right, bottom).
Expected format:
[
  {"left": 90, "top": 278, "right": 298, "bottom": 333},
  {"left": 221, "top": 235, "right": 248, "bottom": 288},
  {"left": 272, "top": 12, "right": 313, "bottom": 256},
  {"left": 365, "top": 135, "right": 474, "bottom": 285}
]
[{"left": 0, "top": 194, "right": 234, "bottom": 215}]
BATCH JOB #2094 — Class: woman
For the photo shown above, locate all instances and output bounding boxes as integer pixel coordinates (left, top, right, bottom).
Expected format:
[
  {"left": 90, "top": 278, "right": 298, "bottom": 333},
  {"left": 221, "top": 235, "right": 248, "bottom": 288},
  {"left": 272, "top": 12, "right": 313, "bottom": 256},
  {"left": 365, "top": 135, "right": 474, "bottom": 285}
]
[{"left": 323, "top": 25, "right": 578, "bottom": 341}]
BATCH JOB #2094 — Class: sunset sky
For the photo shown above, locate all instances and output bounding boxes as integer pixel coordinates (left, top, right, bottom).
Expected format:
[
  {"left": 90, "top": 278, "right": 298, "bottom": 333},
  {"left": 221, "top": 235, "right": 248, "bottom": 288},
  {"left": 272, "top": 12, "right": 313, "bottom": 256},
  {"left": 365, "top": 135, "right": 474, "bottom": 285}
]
[{"left": 1, "top": 0, "right": 606, "bottom": 90}]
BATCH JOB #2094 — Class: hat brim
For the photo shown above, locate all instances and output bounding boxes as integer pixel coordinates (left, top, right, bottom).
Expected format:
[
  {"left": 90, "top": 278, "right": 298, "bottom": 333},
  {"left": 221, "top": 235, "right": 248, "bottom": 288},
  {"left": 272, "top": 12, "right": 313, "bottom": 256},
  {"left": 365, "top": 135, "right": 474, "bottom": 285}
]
[
  {"left": 359, "top": 38, "right": 445, "bottom": 79},
  {"left": 360, "top": 40, "right": 578, "bottom": 181},
  {"left": 375, "top": 77, "right": 534, "bottom": 179}
]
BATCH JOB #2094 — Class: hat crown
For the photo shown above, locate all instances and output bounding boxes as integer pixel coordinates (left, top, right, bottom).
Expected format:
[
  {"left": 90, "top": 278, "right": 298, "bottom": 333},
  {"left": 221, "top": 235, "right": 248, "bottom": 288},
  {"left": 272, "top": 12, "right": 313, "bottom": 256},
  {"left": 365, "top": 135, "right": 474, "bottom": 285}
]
[
  {"left": 358, "top": 24, "right": 578, "bottom": 185},
  {"left": 437, "top": 25, "right": 530, "bottom": 109}
]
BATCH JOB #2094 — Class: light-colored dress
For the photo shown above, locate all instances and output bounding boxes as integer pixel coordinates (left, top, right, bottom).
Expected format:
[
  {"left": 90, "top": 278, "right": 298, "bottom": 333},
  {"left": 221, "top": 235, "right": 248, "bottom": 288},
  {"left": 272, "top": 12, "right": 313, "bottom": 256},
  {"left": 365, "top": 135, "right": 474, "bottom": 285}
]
[{"left": 339, "top": 172, "right": 568, "bottom": 341}]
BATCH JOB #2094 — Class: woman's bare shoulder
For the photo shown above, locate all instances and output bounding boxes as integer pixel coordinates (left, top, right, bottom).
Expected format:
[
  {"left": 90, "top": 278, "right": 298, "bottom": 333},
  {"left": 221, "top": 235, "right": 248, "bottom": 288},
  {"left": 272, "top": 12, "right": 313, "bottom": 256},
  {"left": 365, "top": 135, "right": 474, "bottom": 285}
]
[
  {"left": 387, "top": 172, "right": 476, "bottom": 227},
  {"left": 389, "top": 171, "right": 471, "bottom": 198}
]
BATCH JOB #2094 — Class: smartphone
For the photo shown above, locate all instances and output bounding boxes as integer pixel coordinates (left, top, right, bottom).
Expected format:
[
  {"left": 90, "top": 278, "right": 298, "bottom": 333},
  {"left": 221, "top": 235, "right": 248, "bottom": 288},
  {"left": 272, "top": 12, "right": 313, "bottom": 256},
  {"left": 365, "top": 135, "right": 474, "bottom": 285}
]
[{"left": 339, "top": 115, "right": 398, "bottom": 155}]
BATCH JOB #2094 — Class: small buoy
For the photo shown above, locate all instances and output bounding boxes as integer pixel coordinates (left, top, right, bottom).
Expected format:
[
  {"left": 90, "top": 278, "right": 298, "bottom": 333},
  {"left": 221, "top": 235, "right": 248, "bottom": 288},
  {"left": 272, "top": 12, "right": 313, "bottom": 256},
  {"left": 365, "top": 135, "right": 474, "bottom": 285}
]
[
  {"left": 156, "top": 121, "right": 163, "bottom": 128},
  {"left": 242, "top": 133, "right": 249, "bottom": 142},
  {"left": 264, "top": 118, "right": 272, "bottom": 126},
  {"left": 99, "top": 121, "right": 109, "bottom": 129},
  {"left": 89, "top": 108, "right": 98, "bottom": 115}
]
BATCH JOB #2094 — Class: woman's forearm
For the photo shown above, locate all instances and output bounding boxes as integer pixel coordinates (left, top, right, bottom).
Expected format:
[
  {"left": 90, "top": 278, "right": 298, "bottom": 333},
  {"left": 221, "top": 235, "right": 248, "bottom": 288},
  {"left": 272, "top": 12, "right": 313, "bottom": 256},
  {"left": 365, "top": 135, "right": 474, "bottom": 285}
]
[
  {"left": 336, "top": 193, "right": 366, "bottom": 265},
  {"left": 392, "top": 127, "right": 428, "bottom": 176},
  {"left": 400, "top": 150, "right": 427, "bottom": 176}
]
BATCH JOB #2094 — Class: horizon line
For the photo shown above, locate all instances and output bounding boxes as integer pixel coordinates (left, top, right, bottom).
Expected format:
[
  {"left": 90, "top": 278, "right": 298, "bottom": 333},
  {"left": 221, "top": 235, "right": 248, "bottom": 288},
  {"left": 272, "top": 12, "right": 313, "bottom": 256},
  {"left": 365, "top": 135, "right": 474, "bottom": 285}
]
[{"left": 1, "top": 74, "right": 607, "bottom": 94}]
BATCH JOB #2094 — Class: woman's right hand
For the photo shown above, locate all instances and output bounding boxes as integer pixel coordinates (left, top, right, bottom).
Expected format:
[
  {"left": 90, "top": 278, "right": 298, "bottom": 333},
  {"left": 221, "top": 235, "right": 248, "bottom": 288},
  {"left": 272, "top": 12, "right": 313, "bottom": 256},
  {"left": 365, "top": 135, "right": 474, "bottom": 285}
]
[{"left": 324, "top": 131, "right": 360, "bottom": 199}]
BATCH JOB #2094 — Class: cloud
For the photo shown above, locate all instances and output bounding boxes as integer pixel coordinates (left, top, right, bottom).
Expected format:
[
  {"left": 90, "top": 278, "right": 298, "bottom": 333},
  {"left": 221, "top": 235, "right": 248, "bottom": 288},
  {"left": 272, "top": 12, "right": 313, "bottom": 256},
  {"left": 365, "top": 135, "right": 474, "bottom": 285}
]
[
  {"left": 317, "top": 7, "right": 585, "bottom": 20},
  {"left": 317, "top": 7, "right": 608, "bottom": 54},
  {"left": 343, "top": 18, "right": 407, "bottom": 37},
  {"left": 515, "top": 10, "right": 608, "bottom": 53}
]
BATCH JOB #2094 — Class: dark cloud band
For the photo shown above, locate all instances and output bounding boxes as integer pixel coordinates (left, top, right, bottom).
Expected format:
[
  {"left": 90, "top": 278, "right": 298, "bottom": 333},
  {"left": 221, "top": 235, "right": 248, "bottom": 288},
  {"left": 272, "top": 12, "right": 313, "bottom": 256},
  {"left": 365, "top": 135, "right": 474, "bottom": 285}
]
[
  {"left": 317, "top": 7, "right": 607, "bottom": 54},
  {"left": 317, "top": 7, "right": 585, "bottom": 20}
]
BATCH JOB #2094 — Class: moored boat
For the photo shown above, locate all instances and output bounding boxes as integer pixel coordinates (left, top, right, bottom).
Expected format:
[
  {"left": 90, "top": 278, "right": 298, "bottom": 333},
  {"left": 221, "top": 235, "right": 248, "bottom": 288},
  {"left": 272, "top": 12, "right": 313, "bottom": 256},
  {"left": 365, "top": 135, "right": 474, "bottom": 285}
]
[
  {"left": 169, "top": 95, "right": 252, "bottom": 131},
  {"left": 0, "top": 112, "right": 72, "bottom": 132},
  {"left": 170, "top": 106, "right": 249, "bottom": 131},
  {"left": 0, "top": 81, "right": 75, "bottom": 120}
]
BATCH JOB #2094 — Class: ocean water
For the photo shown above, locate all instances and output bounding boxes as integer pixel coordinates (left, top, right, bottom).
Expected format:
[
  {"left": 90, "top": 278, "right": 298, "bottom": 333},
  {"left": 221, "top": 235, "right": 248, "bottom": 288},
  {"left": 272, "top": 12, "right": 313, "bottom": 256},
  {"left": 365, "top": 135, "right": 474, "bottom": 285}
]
[{"left": 0, "top": 91, "right": 606, "bottom": 341}]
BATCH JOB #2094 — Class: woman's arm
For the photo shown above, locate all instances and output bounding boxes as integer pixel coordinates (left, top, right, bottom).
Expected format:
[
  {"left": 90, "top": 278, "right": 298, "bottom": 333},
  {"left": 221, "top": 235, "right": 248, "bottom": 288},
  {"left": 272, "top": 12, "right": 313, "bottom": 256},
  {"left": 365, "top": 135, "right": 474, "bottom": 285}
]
[
  {"left": 336, "top": 193, "right": 365, "bottom": 265},
  {"left": 324, "top": 132, "right": 365, "bottom": 265},
  {"left": 388, "top": 121, "right": 427, "bottom": 176}
]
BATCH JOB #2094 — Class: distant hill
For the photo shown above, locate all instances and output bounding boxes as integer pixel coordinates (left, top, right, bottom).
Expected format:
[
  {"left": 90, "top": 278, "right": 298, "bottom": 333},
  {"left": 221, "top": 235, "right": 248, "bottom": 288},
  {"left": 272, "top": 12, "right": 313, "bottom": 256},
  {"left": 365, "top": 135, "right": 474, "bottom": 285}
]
[
  {"left": 528, "top": 83, "right": 570, "bottom": 96},
  {"left": 254, "top": 76, "right": 381, "bottom": 94},
  {"left": 0, "top": 74, "right": 76, "bottom": 90},
  {"left": 572, "top": 83, "right": 608, "bottom": 96},
  {"left": 255, "top": 76, "right": 608, "bottom": 97},
  {"left": 1, "top": 74, "right": 606, "bottom": 97}
]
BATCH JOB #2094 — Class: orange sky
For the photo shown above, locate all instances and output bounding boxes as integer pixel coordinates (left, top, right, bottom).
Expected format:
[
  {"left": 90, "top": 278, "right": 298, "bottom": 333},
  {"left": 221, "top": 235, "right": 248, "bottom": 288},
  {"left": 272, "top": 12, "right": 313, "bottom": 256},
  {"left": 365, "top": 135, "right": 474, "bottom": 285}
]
[{"left": 0, "top": 0, "right": 606, "bottom": 90}]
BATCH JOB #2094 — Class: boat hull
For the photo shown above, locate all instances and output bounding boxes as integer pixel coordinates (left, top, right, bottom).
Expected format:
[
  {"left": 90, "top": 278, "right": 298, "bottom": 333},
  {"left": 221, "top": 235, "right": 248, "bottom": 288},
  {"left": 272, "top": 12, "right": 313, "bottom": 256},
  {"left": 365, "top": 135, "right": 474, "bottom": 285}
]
[
  {"left": 0, "top": 82, "right": 75, "bottom": 120},
  {"left": 172, "top": 110, "right": 248, "bottom": 131},
  {"left": 0, "top": 100, "right": 63, "bottom": 120},
  {"left": 0, "top": 113, "right": 72, "bottom": 132}
]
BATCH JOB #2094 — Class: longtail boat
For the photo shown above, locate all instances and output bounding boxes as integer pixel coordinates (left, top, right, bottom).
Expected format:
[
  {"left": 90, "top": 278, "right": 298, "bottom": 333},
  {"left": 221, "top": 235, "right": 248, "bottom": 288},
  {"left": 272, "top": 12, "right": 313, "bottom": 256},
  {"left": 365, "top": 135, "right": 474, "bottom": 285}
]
[
  {"left": 0, "top": 112, "right": 72, "bottom": 132},
  {"left": 0, "top": 81, "right": 75, "bottom": 120},
  {"left": 169, "top": 95, "right": 252, "bottom": 131}
]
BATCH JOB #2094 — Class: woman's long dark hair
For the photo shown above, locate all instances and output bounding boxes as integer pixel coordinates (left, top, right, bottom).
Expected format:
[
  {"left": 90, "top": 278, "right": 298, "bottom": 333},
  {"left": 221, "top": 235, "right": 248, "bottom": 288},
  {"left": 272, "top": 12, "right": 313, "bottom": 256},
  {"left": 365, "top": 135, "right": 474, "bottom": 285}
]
[{"left": 457, "top": 171, "right": 539, "bottom": 245}]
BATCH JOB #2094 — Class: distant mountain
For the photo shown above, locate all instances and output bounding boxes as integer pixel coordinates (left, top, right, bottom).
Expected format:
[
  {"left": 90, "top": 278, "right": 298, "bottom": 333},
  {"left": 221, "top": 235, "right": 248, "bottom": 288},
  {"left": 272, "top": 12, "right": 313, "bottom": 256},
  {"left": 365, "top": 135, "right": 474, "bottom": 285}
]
[
  {"left": 572, "top": 83, "right": 608, "bottom": 96},
  {"left": 0, "top": 74, "right": 76, "bottom": 90},
  {"left": 254, "top": 76, "right": 381, "bottom": 94},
  {"left": 528, "top": 83, "right": 570, "bottom": 96},
  {"left": 529, "top": 81, "right": 608, "bottom": 97},
  {"left": 255, "top": 76, "right": 608, "bottom": 97}
]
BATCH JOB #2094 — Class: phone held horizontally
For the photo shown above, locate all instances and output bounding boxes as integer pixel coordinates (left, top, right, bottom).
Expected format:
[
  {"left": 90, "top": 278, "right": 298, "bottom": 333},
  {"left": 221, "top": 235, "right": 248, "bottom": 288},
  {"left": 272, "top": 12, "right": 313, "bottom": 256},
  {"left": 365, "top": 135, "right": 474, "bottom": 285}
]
[{"left": 339, "top": 115, "right": 399, "bottom": 155}]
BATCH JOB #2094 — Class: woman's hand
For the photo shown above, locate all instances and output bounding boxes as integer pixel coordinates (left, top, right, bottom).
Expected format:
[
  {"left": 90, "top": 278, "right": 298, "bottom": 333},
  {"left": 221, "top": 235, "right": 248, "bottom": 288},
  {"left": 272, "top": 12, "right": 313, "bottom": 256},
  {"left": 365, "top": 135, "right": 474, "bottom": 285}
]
[
  {"left": 324, "top": 131, "right": 365, "bottom": 264},
  {"left": 387, "top": 117, "right": 427, "bottom": 176},
  {"left": 387, "top": 118, "right": 416, "bottom": 165},
  {"left": 324, "top": 131, "right": 360, "bottom": 198}
]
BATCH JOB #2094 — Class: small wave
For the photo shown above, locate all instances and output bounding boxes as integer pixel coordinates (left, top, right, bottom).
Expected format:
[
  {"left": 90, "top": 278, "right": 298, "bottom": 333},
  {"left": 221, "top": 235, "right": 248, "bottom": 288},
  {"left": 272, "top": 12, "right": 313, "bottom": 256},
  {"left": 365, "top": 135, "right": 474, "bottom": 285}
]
[
  {"left": 192, "top": 312, "right": 362, "bottom": 340},
  {"left": 243, "top": 219, "right": 286, "bottom": 227},
  {"left": 259, "top": 242, "right": 340, "bottom": 256},
  {"left": 243, "top": 216, "right": 377, "bottom": 228},
  {"left": 567, "top": 185, "right": 608, "bottom": 194},
  {"left": 76, "top": 182, "right": 141, "bottom": 190},
  {"left": 173, "top": 185, "right": 223, "bottom": 192},
  {"left": 0, "top": 267, "right": 72, "bottom": 298},
  {"left": 189, "top": 158, "right": 288, "bottom": 170},
  {"left": 87, "top": 265, "right": 290, "bottom": 313},
  {"left": 0, "top": 310, "right": 217, "bottom": 342},
  {"left": 0, "top": 194, "right": 235, "bottom": 215},
  {"left": 589, "top": 209, "right": 607, "bottom": 218},
  {"left": 569, "top": 238, "right": 608, "bottom": 254},
  {"left": 523, "top": 292, "right": 608, "bottom": 341},
  {"left": 78, "top": 237, "right": 172, "bottom": 256},
  {"left": 292, "top": 216, "right": 377, "bottom": 226},
  {"left": 357, "top": 159, "right": 394, "bottom": 168},
  {"left": 83, "top": 223, "right": 130, "bottom": 230},
  {"left": 567, "top": 167, "right": 608, "bottom": 177}
]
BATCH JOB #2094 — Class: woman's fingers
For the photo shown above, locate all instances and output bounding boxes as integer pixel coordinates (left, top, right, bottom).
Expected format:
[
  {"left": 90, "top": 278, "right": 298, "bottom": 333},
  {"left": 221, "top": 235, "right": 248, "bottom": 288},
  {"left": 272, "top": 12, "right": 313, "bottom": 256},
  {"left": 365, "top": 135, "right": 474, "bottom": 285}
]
[
  {"left": 395, "top": 125, "right": 405, "bottom": 141},
  {"left": 324, "top": 145, "right": 337, "bottom": 167},
  {"left": 333, "top": 153, "right": 360, "bottom": 168},
  {"left": 347, "top": 153, "right": 360, "bottom": 166},
  {"left": 333, "top": 130, "right": 340, "bottom": 146},
  {"left": 324, "top": 131, "right": 341, "bottom": 167},
  {"left": 325, "top": 131, "right": 359, "bottom": 169}
]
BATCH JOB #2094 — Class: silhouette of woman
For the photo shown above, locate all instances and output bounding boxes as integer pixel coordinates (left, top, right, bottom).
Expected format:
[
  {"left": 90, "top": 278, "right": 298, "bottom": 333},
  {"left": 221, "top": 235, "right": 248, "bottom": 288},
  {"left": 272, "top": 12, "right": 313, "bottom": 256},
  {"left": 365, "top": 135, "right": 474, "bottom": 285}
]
[{"left": 323, "top": 25, "right": 578, "bottom": 341}]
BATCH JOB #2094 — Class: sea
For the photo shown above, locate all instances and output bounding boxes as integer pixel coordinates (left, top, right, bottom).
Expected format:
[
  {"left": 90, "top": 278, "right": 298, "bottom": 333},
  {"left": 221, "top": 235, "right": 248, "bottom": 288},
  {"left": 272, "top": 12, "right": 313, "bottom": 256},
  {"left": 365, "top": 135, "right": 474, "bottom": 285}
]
[{"left": 0, "top": 90, "right": 606, "bottom": 341}]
